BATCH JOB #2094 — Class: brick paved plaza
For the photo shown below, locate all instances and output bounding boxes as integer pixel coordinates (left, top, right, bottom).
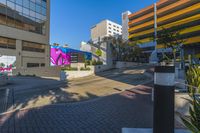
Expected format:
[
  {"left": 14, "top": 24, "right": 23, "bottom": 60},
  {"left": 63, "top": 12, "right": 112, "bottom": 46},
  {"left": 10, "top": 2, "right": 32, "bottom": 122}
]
[{"left": 0, "top": 84, "right": 153, "bottom": 133}]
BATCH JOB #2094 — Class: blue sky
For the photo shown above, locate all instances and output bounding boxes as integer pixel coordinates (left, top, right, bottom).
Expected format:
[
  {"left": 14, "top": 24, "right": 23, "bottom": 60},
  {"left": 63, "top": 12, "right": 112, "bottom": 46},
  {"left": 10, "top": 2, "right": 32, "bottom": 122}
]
[{"left": 50, "top": 0, "right": 157, "bottom": 49}]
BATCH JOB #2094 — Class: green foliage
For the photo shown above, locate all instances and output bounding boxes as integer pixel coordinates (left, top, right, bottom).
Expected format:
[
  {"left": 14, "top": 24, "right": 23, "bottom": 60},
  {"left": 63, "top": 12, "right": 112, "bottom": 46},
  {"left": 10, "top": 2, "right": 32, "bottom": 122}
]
[
  {"left": 181, "top": 95, "right": 200, "bottom": 133},
  {"left": 186, "top": 65, "right": 200, "bottom": 94},
  {"left": 0, "top": 63, "right": 5, "bottom": 67},
  {"left": 91, "top": 60, "right": 103, "bottom": 66},
  {"left": 62, "top": 67, "right": 78, "bottom": 71},
  {"left": 180, "top": 65, "right": 200, "bottom": 132},
  {"left": 85, "top": 60, "right": 92, "bottom": 66},
  {"left": 155, "top": 27, "right": 186, "bottom": 62},
  {"left": 80, "top": 67, "right": 91, "bottom": 71},
  {"left": 95, "top": 49, "right": 102, "bottom": 57}
]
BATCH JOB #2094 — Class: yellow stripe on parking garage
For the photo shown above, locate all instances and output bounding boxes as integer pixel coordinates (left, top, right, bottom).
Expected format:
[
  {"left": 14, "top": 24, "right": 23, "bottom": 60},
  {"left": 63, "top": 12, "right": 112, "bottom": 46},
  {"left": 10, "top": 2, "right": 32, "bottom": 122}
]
[
  {"left": 157, "top": 3, "right": 200, "bottom": 24},
  {"left": 128, "top": 3, "right": 200, "bottom": 33},
  {"left": 129, "top": 14, "right": 200, "bottom": 39},
  {"left": 156, "top": 36, "right": 200, "bottom": 48},
  {"left": 180, "top": 25, "right": 200, "bottom": 35}
]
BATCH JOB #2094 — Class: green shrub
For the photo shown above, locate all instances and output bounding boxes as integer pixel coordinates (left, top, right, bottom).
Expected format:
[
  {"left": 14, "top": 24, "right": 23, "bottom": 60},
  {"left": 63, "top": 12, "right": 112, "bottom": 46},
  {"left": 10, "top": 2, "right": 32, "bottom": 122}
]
[
  {"left": 180, "top": 95, "right": 200, "bottom": 132},
  {"left": 186, "top": 65, "right": 200, "bottom": 94},
  {"left": 96, "top": 60, "right": 103, "bottom": 65},
  {"left": 62, "top": 67, "right": 78, "bottom": 71},
  {"left": 179, "top": 65, "right": 200, "bottom": 133},
  {"left": 80, "top": 67, "right": 91, "bottom": 71},
  {"left": 85, "top": 60, "right": 92, "bottom": 66},
  {"left": 92, "top": 60, "right": 97, "bottom": 65}
]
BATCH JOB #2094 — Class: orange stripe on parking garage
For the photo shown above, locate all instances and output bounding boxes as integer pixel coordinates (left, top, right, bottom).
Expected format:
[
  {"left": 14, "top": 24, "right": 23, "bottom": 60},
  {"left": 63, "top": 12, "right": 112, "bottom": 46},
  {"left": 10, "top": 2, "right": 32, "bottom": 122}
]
[
  {"left": 129, "top": 14, "right": 200, "bottom": 39},
  {"left": 129, "top": 3, "right": 200, "bottom": 33},
  {"left": 156, "top": 36, "right": 200, "bottom": 49}
]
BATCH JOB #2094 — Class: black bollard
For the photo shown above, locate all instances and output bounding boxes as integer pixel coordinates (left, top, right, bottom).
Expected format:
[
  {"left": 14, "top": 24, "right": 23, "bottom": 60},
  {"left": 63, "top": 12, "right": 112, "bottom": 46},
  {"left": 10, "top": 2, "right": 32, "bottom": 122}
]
[{"left": 153, "top": 66, "right": 175, "bottom": 133}]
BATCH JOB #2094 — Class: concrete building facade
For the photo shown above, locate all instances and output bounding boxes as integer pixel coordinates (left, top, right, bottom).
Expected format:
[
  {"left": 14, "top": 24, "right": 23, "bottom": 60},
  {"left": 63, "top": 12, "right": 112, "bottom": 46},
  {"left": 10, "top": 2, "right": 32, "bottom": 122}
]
[
  {"left": 128, "top": 0, "right": 200, "bottom": 61},
  {"left": 122, "top": 11, "right": 131, "bottom": 41},
  {"left": 91, "top": 20, "right": 122, "bottom": 43},
  {"left": 0, "top": 0, "right": 50, "bottom": 68},
  {"left": 80, "top": 41, "right": 91, "bottom": 52}
]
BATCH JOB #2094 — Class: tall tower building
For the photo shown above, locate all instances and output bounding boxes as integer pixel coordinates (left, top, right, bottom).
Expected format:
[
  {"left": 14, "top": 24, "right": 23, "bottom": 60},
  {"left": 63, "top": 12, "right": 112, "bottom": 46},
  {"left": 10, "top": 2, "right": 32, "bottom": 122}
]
[
  {"left": 0, "top": 0, "right": 50, "bottom": 68},
  {"left": 122, "top": 11, "right": 131, "bottom": 41}
]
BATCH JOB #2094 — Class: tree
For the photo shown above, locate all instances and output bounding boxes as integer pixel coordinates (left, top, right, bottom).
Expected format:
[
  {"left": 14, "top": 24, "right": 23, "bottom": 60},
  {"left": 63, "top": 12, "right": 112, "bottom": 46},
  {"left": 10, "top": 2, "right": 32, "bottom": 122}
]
[
  {"left": 95, "top": 49, "right": 102, "bottom": 58},
  {"left": 155, "top": 27, "right": 185, "bottom": 63},
  {"left": 0, "top": 63, "right": 5, "bottom": 67}
]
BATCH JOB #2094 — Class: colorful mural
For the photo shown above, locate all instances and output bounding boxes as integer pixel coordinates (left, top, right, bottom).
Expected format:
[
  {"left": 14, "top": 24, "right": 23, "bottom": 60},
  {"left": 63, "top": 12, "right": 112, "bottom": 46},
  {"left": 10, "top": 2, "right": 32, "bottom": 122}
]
[
  {"left": 50, "top": 46, "right": 92, "bottom": 66},
  {"left": 0, "top": 55, "right": 16, "bottom": 73}
]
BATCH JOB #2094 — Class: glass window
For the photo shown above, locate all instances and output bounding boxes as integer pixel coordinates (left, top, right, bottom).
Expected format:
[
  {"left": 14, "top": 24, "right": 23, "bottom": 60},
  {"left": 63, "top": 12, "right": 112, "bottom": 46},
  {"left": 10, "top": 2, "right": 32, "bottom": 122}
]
[
  {"left": 30, "top": 0, "right": 36, "bottom": 3},
  {"left": 36, "top": 0, "right": 41, "bottom": 4},
  {"left": 23, "top": 41, "right": 45, "bottom": 53},
  {"left": 23, "top": 0, "right": 30, "bottom": 8},
  {"left": 0, "top": 0, "right": 6, "bottom": 5},
  {"left": 30, "top": 10, "right": 35, "bottom": 17},
  {"left": 36, "top": 4, "right": 41, "bottom": 13},
  {"left": 27, "top": 63, "right": 40, "bottom": 67},
  {"left": 0, "top": 0, "right": 47, "bottom": 35},
  {"left": 7, "top": 1, "right": 15, "bottom": 10},
  {"left": 30, "top": 2, "right": 35, "bottom": 11},
  {"left": 0, "top": 6, "right": 7, "bottom": 25},
  {"left": 41, "top": 7, "right": 46, "bottom": 15},
  {"left": 41, "top": 0, "right": 46, "bottom": 8},
  {"left": 0, "top": 36, "right": 16, "bottom": 49},
  {"left": 8, "top": 0, "right": 15, "bottom": 2},
  {"left": 23, "top": 7, "right": 29, "bottom": 16},
  {"left": 16, "top": 0, "right": 23, "bottom": 5},
  {"left": 16, "top": 5, "right": 22, "bottom": 13}
]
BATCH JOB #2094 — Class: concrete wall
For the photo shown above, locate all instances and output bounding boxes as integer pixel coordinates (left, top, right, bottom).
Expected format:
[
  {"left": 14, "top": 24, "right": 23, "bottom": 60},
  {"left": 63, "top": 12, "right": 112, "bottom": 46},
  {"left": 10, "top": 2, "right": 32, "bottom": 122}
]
[
  {"left": 91, "top": 20, "right": 107, "bottom": 42},
  {"left": 12, "top": 62, "right": 144, "bottom": 79},
  {"left": 13, "top": 66, "right": 61, "bottom": 78},
  {"left": 66, "top": 71, "right": 94, "bottom": 80},
  {"left": 89, "top": 65, "right": 113, "bottom": 73},
  {"left": 115, "top": 61, "right": 141, "bottom": 69}
]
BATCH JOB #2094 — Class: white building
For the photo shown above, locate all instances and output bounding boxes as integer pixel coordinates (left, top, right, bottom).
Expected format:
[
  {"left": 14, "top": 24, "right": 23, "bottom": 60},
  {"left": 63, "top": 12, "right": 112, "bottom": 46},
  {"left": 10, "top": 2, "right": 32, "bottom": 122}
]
[
  {"left": 80, "top": 41, "right": 91, "bottom": 52},
  {"left": 122, "top": 11, "right": 131, "bottom": 41},
  {"left": 91, "top": 20, "right": 122, "bottom": 43}
]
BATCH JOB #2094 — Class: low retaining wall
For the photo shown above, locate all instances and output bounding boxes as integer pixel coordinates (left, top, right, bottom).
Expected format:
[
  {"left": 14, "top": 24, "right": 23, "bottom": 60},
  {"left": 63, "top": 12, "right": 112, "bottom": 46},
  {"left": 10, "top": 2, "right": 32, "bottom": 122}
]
[
  {"left": 12, "top": 62, "right": 145, "bottom": 79},
  {"left": 115, "top": 62, "right": 142, "bottom": 69},
  {"left": 13, "top": 66, "right": 62, "bottom": 78},
  {"left": 66, "top": 70, "right": 94, "bottom": 80},
  {"left": 89, "top": 65, "right": 113, "bottom": 73}
]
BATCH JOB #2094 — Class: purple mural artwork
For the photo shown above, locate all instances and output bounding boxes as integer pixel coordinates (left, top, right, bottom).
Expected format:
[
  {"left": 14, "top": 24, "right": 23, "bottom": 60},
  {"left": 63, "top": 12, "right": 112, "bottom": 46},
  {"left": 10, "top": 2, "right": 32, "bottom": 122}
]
[{"left": 50, "top": 48, "right": 71, "bottom": 66}]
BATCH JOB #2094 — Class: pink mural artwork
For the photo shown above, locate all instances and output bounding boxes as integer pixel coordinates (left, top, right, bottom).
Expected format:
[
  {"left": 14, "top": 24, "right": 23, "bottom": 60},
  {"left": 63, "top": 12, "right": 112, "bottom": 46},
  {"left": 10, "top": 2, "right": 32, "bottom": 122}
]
[
  {"left": 50, "top": 48, "right": 71, "bottom": 66},
  {"left": 0, "top": 65, "right": 12, "bottom": 72}
]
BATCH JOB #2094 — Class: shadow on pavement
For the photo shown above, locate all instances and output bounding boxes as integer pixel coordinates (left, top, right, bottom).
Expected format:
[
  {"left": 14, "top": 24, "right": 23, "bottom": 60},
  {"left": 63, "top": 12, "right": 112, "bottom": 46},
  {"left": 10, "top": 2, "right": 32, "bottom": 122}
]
[{"left": 0, "top": 83, "right": 153, "bottom": 133}]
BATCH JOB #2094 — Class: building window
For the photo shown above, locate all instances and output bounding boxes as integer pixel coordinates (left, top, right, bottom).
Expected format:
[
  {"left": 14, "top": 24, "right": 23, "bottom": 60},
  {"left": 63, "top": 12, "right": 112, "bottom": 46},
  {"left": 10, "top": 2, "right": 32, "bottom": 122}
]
[
  {"left": 22, "top": 41, "right": 45, "bottom": 53},
  {"left": 0, "top": 0, "right": 47, "bottom": 35},
  {"left": 0, "top": 36, "right": 16, "bottom": 49},
  {"left": 41, "top": 63, "right": 45, "bottom": 67},
  {"left": 27, "top": 63, "right": 40, "bottom": 68}
]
